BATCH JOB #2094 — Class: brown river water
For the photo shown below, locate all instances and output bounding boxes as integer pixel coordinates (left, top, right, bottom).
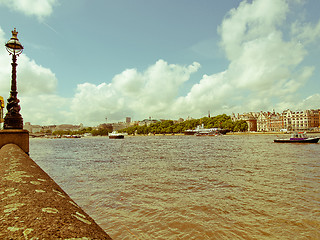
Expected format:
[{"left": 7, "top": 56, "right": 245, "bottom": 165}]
[{"left": 29, "top": 134, "right": 320, "bottom": 240}]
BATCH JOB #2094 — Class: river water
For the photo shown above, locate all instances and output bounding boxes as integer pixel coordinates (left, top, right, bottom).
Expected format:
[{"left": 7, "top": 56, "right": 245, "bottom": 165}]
[{"left": 29, "top": 134, "right": 320, "bottom": 240}]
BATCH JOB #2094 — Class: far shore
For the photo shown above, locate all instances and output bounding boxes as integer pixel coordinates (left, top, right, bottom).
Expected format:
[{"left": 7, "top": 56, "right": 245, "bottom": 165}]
[
  {"left": 29, "top": 131, "right": 320, "bottom": 138},
  {"left": 226, "top": 131, "right": 320, "bottom": 135},
  {"left": 227, "top": 131, "right": 285, "bottom": 135}
]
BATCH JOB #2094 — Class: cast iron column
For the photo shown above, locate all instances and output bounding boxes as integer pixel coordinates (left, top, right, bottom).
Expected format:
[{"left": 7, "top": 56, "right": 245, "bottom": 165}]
[{"left": 4, "top": 28, "right": 24, "bottom": 129}]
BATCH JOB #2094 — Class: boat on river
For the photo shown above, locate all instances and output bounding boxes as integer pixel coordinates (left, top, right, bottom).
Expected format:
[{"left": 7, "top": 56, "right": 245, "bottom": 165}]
[
  {"left": 108, "top": 131, "right": 124, "bottom": 139},
  {"left": 195, "top": 131, "right": 222, "bottom": 136},
  {"left": 184, "top": 129, "right": 198, "bottom": 135},
  {"left": 185, "top": 124, "right": 228, "bottom": 136},
  {"left": 274, "top": 132, "right": 319, "bottom": 143}
]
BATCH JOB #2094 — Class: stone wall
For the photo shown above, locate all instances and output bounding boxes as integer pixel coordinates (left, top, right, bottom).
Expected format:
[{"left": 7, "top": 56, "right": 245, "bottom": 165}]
[{"left": 0, "top": 143, "right": 112, "bottom": 239}]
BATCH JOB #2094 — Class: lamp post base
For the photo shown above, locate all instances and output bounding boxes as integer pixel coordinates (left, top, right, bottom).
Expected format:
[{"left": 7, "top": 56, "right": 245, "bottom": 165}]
[{"left": 4, "top": 112, "right": 23, "bottom": 129}]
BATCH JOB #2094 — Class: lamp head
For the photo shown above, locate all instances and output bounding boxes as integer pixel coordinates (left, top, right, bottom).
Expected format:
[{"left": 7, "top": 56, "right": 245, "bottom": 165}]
[{"left": 5, "top": 28, "right": 23, "bottom": 56}]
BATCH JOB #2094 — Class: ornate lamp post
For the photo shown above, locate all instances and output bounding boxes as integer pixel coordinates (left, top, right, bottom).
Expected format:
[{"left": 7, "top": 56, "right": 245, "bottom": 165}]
[{"left": 4, "top": 28, "right": 24, "bottom": 129}]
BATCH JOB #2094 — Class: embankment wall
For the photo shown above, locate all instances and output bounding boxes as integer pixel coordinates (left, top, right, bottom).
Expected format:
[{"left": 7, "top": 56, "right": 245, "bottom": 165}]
[{"left": 0, "top": 143, "right": 112, "bottom": 239}]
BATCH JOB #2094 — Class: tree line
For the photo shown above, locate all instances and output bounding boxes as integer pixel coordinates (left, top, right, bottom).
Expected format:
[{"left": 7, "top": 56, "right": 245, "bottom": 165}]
[
  {"left": 119, "top": 114, "right": 248, "bottom": 135},
  {"left": 52, "top": 127, "right": 110, "bottom": 136},
  {"left": 49, "top": 114, "right": 247, "bottom": 136}
]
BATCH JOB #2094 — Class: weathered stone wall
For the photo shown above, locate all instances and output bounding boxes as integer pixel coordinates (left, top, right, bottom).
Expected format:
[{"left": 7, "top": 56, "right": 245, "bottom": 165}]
[
  {"left": 0, "top": 143, "right": 112, "bottom": 239},
  {"left": 0, "top": 130, "right": 29, "bottom": 154}
]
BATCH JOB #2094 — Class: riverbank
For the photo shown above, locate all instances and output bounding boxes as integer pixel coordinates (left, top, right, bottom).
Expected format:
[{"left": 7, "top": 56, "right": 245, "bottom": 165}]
[
  {"left": 227, "top": 131, "right": 284, "bottom": 135},
  {"left": 29, "top": 131, "right": 320, "bottom": 138}
]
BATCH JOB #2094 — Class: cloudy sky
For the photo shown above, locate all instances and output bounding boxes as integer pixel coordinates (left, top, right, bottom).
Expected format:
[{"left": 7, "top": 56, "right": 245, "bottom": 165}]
[{"left": 0, "top": 0, "right": 320, "bottom": 126}]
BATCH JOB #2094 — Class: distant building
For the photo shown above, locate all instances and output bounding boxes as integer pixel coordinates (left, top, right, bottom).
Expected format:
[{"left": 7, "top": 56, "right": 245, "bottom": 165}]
[
  {"left": 174, "top": 118, "right": 184, "bottom": 124},
  {"left": 231, "top": 112, "right": 258, "bottom": 131},
  {"left": 55, "top": 124, "right": 82, "bottom": 132},
  {"left": 98, "top": 123, "right": 113, "bottom": 132},
  {"left": 138, "top": 118, "right": 158, "bottom": 126},
  {"left": 24, "top": 123, "right": 83, "bottom": 133},
  {"left": 24, "top": 122, "right": 42, "bottom": 133},
  {"left": 282, "top": 109, "right": 319, "bottom": 131},
  {"left": 42, "top": 125, "right": 57, "bottom": 133},
  {"left": 111, "top": 122, "right": 129, "bottom": 131},
  {"left": 233, "top": 109, "right": 320, "bottom": 132},
  {"left": 268, "top": 111, "right": 283, "bottom": 132},
  {"left": 252, "top": 111, "right": 283, "bottom": 132}
]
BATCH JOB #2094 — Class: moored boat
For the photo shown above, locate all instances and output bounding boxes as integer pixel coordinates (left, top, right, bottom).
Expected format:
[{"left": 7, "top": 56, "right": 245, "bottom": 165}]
[
  {"left": 109, "top": 131, "right": 124, "bottom": 139},
  {"left": 185, "top": 124, "right": 228, "bottom": 136},
  {"left": 195, "top": 131, "right": 222, "bottom": 136},
  {"left": 274, "top": 132, "right": 319, "bottom": 143},
  {"left": 183, "top": 129, "right": 198, "bottom": 135}
]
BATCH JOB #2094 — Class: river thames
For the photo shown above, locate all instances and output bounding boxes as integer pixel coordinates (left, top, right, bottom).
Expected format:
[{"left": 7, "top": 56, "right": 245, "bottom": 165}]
[{"left": 30, "top": 134, "right": 320, "bottom": 239}]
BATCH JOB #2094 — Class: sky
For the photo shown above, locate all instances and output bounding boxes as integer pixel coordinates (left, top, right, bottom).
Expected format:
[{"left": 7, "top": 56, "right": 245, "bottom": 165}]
[{"left": 0, "top": 0, "right": 320, "bottom": 126}]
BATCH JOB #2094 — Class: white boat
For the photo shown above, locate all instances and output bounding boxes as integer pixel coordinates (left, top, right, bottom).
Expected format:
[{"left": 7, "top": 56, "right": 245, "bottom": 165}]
[
  {"left": 187, "top": 124, "right": 227, "bottom": 136},
  {"left": 274, "top": 132, "right": 319, "bottom": 143},
  {"left": 108, "top": 131, "right": 124, "bottom": 139}
]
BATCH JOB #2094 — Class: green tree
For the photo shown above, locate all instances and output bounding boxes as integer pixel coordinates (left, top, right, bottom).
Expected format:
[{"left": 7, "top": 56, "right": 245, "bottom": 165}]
[
  {"left": 233, "top": 120, "right": 248, "bottom": 132},
  {"left": 91, "top": 128, "right": 110, "bottom": 136}
]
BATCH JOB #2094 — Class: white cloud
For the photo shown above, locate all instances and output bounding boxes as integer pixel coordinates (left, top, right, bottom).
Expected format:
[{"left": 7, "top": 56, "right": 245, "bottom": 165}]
[
  {"left": 20, "top": 94, "right": 69, "bottom": 125},
  {"left": 226, "top": 32, "right": 307, "bottom": 93},
  {"left": 173, "top": 72, "right": 232, "bottom": 118},
  {"left": 18, "top": 56, "right": 58, "bottom": 95},
  {"left": 69, "top": 60, "right": 201, "bottom": 125},
  {"left": 218, "top": 0, "right": 288, "bottom": 61},
  {"left": 0, "top": 0, "right": 57, "bottom": 20},
  {"left": 211, "top": 0, "right": 315, "bottom": 112},
  {"left": 291, "top": 20, "right": 320, "bottom": 45}
]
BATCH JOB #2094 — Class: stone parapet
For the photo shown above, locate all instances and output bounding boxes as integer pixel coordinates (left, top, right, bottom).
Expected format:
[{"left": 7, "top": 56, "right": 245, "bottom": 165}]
[
  {"left": 0, "top": 143, "right": 112, "bottom": 239},
  {"left": 0, "top": 129, "right": 29, "bottom": 154}
]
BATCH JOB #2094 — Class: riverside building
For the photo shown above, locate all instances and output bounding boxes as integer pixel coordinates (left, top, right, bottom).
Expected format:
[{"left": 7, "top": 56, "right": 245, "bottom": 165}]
[{"left": 232, "top": 109, "right": 320, "bottom": 132}]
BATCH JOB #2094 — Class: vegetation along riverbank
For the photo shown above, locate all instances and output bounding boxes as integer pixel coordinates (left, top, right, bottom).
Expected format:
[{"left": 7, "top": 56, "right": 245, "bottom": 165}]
[{"left": 30, "top": 114, "right": 247, "bottom": 138}]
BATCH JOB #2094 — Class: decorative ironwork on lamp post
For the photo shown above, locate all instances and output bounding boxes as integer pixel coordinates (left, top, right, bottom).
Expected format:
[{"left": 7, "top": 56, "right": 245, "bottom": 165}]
[{"left": 4, "top": 28, "right": 24, "bottom": 129}]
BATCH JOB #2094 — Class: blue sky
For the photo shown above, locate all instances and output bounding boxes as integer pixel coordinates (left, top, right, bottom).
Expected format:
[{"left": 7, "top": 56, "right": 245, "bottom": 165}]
[{"left": 0, "top": 0, "right": 320, "bottom": 126}]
